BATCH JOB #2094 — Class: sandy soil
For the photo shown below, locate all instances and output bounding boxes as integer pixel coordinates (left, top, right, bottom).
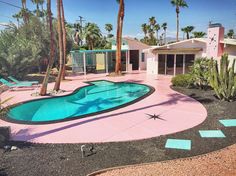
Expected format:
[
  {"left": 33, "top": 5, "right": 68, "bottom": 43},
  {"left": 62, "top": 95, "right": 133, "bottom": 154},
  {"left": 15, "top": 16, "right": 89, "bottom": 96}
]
[{"left": 97, "top": 144, "right": 236, "bottom": 176}]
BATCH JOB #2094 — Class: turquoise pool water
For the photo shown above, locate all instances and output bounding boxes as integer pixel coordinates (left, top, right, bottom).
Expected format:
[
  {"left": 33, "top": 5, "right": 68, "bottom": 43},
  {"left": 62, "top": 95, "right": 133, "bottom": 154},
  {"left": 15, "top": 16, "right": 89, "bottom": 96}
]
[{"left": 7, "top": 80, "right": 153, "bottom": 123}]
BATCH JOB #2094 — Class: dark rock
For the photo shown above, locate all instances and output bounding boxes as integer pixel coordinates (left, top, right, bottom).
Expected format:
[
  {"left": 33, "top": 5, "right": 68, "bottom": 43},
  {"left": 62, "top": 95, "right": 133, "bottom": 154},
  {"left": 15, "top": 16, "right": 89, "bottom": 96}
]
[{"left": 0, "top": 127, "right": 10, "bottom": 147}]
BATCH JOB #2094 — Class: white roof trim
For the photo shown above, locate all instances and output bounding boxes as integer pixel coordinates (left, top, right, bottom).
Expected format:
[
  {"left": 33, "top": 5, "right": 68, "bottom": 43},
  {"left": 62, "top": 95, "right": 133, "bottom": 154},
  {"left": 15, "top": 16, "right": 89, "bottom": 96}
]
[
  {"left": 144, "top": 38, "right": 207, "bottom": 53},
  {"left": 220, "top": 39, "right": 236, "bottom": 46}
]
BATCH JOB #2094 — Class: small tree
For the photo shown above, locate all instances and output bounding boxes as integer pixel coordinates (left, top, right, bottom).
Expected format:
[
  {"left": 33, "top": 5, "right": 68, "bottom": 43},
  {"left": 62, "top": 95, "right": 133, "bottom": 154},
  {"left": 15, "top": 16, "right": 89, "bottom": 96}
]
[{"left": 227, "top": 29, "right": 234, "bottom": 39}]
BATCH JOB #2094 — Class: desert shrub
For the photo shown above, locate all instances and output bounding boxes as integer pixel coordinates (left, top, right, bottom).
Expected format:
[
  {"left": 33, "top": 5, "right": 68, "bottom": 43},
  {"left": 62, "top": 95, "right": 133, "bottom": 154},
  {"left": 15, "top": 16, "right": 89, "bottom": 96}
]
[
  {"left": 190, "top": 58, "right": 212, "bottom": 89},
  {"left": 171, "top": 74, "right": 194, "bottom": 88}
]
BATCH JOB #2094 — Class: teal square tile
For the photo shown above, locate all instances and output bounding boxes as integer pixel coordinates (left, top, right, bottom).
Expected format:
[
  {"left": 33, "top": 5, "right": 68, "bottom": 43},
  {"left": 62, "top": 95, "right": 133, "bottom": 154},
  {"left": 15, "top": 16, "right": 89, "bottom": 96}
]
[
  {"left": 199, "top": 130, "right": 226, "bottom": 138},
  {"left": 165, "top": 139, "right": 191, "bottom": 150},
  {"left": 219, "top": 119, "right": 236, "bottom": 127}
]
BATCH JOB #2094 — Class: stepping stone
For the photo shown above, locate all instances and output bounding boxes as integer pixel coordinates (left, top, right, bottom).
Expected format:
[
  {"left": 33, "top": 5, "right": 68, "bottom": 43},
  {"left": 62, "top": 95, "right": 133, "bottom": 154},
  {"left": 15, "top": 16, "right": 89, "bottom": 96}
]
[
  {"left": 219, "top": 119, "right": 236, "bottom": 127},
  {"left": 199, "top": 130, "right": 226, "bottom": 138},
  {"left": 165, "top": 139, "right": 191, "bottom": 150}
]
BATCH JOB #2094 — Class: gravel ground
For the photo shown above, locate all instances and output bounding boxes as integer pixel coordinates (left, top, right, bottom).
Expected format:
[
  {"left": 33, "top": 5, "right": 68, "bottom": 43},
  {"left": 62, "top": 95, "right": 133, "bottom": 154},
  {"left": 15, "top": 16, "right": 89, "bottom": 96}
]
[
  {"left": 97, "top": 144, "right": 236, "bottom": 176},
  {"left": 0, "top": 87, "right": 236, "bottom": 176}
]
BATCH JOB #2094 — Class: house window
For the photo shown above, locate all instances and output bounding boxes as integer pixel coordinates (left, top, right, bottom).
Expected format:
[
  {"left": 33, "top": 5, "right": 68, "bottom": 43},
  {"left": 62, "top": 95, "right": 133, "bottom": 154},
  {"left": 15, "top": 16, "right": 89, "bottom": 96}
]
[
  {"left": 185, "top": 54, "right": 195, "bottom": 73},
  {"left": 141, "top": 53, "right": 145, "bottom": 62}
]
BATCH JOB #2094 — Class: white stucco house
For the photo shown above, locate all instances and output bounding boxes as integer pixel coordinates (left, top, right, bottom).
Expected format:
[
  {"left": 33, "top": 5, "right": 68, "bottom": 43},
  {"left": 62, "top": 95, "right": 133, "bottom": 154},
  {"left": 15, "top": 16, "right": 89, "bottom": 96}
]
[
  {"left": 143, "top": 23, "right": 236, "bottom": 76},
  {"left": 111, "top": 37, "right": 151, "bottom": 71}
]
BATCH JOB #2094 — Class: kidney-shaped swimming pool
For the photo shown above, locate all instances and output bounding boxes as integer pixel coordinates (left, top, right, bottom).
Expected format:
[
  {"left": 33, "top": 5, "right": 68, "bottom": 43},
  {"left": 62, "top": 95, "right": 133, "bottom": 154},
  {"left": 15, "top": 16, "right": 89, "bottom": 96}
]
[{"left": 6, "top": 80, "right": 155, "bottom": 124}]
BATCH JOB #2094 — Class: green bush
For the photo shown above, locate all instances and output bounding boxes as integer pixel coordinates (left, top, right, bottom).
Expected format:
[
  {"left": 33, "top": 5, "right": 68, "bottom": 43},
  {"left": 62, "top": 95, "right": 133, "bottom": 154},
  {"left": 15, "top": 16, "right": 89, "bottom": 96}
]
[
  {"left": 0, "top": 16, "right": 73, "bottom": 79},
  {"left": 190, "top": 58, "right": 212, "bottom": 89},
  {"left": 171, "top": 74, "right": 194, "bottom": 88}
]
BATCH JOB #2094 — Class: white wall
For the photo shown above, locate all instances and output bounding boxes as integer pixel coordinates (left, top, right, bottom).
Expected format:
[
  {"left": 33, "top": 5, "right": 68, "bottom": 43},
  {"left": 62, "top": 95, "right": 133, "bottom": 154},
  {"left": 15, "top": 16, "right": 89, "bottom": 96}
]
[
  {"left": 146, "top": 52, "right": 158, "bottom": 75},
  {"left": 126, "top": 39, "right": 151, "bottom": 70},
  {"left": 224, "top": 45, "right": 236, "bottom": 71},
  {"left": 111, "top": 38, "right": 151, "bottom": 71}
]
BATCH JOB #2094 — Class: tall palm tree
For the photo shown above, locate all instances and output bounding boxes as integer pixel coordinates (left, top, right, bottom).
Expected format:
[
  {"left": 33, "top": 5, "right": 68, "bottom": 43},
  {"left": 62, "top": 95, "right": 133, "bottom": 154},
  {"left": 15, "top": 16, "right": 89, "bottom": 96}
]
[
  {"left": 171, "top": 0, "right": 188, "bottom": 42},
  {"left": 181, "top": 27, "right": 187, "bottom": 39},
  {"left": 12, "top": 13, "right": 21, "bottom": 27},
  {"left": 84, "top": 23, "right": 101, "bottom": 50},
  {"left": 192, "top": 31, "right": 206, "bottom": 38},
  {"left": 227, "top": 29, "right": 234, "bottom": 39},
  {"left": 181, "top": 25, "right": 194, "bottom": 39},
  {"left": 141, "top": 23, "right": 148, "bottom": 43},
  {"left": 141, "top": 23, "right": 148, "bottom": 38},
  {"left": 149, "top": 16, "right": 156, "bottom": 26},
  {"left": 162, "top": 22, "right": 167, "bottom": 44},
  {"left": 53, "top": 0, "right": 64, "bottom": 91},
  {"left": 38, "top": 0, "right": 45, "bottom": 13},
  {"left": 153, "top": 23, "right": 160, "bottom": 44},
  {"left": 40, "top": 0, "right": 55, "bottom": 96},
  {"left": 60, "top": 0, "right": 67, "bottom": 80},
  {"left": 115, "top": 0, "right": 125, "bottom": 74},
  {"left": 105, "top": 23, "right": 113, "bottom": 37},
  {"left": 31, "top": 0, "right": 40, "bottom": 17},
  {"left": 21, "top": 0, "right": 29, "bottom": 23}
]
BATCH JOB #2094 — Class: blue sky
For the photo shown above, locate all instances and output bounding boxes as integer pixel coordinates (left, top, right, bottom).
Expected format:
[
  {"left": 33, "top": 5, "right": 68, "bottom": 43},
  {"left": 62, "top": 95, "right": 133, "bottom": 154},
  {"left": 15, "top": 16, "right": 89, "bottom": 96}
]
[{"left": 0, "top": 0, "right": 236, "bottom": 38}]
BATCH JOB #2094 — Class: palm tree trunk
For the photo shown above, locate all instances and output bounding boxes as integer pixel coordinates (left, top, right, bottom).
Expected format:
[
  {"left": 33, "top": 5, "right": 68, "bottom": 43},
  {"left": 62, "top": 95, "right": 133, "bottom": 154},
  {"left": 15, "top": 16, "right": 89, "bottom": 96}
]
[
  {"left": 164, "top": 29, "right": 167, "bottom": 44},
  {"left": 53, "top": 0, "right": 64, "bottom": 91},
  {"left": 36, "top": 3, "right": 40, "bottom": 17},
  {"left": 187, "top": 32, "right": 189, "bottom": 39},
  {"left": 40, "top": 0, "right": 55, "bottom": 96},
  {"left": 21, "top": 0, "right": 28, "bottom": 24},
  {"left": 176, "top": 9, "right": 179, "bottom": 42},
  {"left": 60, "top": 0, "right": 66, "bottom": 80},
  {"left": 115, "top": 0, "right": 124, "bottom": 74},
  {"left": 156, "top": 31, "right": 159, "bottom": 45}
]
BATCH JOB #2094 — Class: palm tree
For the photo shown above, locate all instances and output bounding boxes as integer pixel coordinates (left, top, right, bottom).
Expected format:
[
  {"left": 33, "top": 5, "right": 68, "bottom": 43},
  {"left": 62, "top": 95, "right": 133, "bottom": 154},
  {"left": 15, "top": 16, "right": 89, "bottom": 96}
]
[
  {"left": 12, "top": 13, "right": 21, "bottom": 27},
  {"left": 40, "top": 0, "right": 55, "bottom": 96},
  {"left": 141, "top": 23, "right": 148, "bottom": 37},
  {"left": 115, "top": 0, "right": 125, "bottom": 74},
  {"left": 181, "top": 26, "right": 194, "bottom": 39},
  {"left": 141, "top": 23, "right": 148, "bottom": 43},
  {"left": 105, "top": 23, "right": 113, "bottom": 38},
  {"left": 162, "top": 22, "right": 167, "bottom": 44},
  {"left": 39, "top": 0, "right": 45, "bottom": 16},
  {"left": 171, "top": 0, "right": 188, "bottom": 42},
  {"left": 147, "top": 26, "right": 156, "bottom": 45},
  {"left": 21, "top": 0, "right": 28, "bottom": 23},
  {"left": 153, "top": 23, "right": 160, "bottom": 44},
  {"left": 84, "top": 23, "right": 102, "bottom": 50},
  {"left": 53, "top": 0, "right": 64, "bottom": 91},
  {"left": 31, "top": 0, "right": 40, "bottom": 17},
  {"left": 227, "top": 29, "right": 234, "bottom": 39},
  {"left": 60, "top": 0, "right": 67, "bottom": 80},
  {"left": 181, "top": 27, "right": 187, "bottom": 39},
  {"left": 149, "top": 16, "right": 156, "bottom": 26},
  {"left": 192, "top": 31, "right": 206, "bottom": 38}
]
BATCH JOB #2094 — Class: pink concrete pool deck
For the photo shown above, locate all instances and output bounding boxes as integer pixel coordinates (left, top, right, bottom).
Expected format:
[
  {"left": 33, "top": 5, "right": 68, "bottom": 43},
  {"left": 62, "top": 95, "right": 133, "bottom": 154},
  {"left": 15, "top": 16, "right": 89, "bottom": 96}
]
[{"left": 0, "top": 72, "right": 207, "bottom": 143}]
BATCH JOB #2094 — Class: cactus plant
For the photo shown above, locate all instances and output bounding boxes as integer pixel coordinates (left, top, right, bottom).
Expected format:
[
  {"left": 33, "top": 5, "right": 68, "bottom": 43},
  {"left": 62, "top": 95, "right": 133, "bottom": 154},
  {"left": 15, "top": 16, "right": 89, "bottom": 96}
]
[{"left": 210, "top": 54, "right": 236, "bottom": 101}]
